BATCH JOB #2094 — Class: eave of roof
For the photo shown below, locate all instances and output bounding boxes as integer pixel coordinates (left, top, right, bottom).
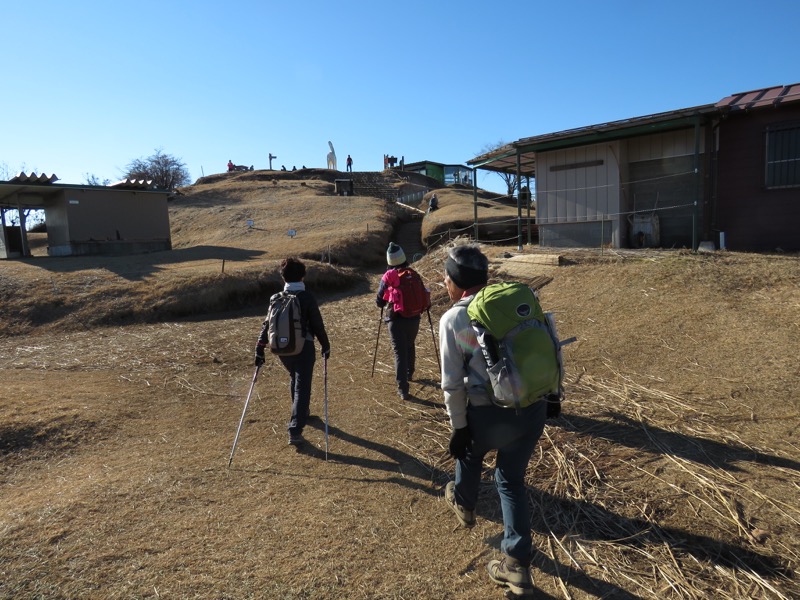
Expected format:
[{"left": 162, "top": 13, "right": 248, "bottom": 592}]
[
  {"left": 469, "top": 104, "right": 717, "bottom": 176},
  {"left": 0, "top": 181, "right": 168, "bottom": 208},
  {"left": 716, "top": 83, "right": 800, "bottom": 111},
  {"left": 403, "top": 160, "right": 469, "bottom": 170}
]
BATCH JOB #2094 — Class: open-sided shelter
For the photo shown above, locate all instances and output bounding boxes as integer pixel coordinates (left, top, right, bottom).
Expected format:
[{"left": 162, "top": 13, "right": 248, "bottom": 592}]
[{"left": 0, "top": 174, "right": 172, "bottom": 259}]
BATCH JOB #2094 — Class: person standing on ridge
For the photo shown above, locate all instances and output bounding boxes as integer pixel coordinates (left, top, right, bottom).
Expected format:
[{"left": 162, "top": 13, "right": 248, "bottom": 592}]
[
  {"left": 375, "top": 243, "right": 427, "bottom": 400},
  {"left": 346, "top": 154, "right": 353, "bottom": 172},
  {"left": 439, "top": 244, "right": 547, "bottom": 598},
  {"left": 255, "top": 257, "right": 330, "bottom": 447}
]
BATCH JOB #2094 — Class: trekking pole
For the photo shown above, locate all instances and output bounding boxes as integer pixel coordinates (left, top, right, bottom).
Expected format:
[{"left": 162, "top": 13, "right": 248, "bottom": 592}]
[
  {"left": 370, "top": 307, "right": 384, "bottom": 378},
  {"left": 227, "top": 365, "right": 260, "bottom": 468},
  {"left": 426, "top": 308, "right": 441, "bottom": 373},
  {"left": 323, "top": 355, "right": 329, "bottom": 461}
]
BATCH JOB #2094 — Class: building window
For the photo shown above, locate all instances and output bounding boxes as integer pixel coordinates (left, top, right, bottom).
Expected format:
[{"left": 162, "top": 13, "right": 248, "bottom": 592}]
[{"left": 766, "top": 124, "right": 800, "bottom": 188}]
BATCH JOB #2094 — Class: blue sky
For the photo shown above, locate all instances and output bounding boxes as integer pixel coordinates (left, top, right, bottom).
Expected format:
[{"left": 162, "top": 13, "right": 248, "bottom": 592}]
[{"left": 2, "top": 0, "right": 798, "bottom": 194}]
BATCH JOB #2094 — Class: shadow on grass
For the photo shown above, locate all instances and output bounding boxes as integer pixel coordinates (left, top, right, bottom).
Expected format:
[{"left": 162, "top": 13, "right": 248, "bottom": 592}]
[
  {"left": 18, "top": 245, "right": 267, "bottom": 280},
  {"left": 303, "top": 419, "right": 447, "bottom": 497},
  {"left": 560, "top": 412, "right": 800, "bottom": 473}
]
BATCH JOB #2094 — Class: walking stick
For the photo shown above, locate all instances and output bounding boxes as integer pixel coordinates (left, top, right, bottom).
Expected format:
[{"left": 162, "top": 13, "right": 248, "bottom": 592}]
[
  {"left": 323, "top": 355, "right": 329, "bottom": 461},
  {"left": 227, "top": 365, "right": 260, "bottom": 468},
  {"left": 370, "top": 307, "right": 384, "bottom": 377},
  {"left": 427, "top": 308, "right": 441, "bottom": 372}
]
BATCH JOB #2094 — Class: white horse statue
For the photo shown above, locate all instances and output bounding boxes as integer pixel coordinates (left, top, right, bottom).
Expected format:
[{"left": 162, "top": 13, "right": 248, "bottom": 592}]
[{"left": 327, "top": 141, "right": 337, "bottom": 170}]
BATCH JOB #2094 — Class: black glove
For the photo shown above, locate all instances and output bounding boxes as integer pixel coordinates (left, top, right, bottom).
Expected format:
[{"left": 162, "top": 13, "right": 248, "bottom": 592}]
[
  {"left": 448, "top": 427, "right": 472, "bottom": 460},
  {"left": 254, "top": 344, "right": 265, "bottom": 367},
  {"left": 321, "top": 348, "right": 330, "bottom": 360},
  {"left": 545, "top": 394, "right": 561, "bottom": 419}
]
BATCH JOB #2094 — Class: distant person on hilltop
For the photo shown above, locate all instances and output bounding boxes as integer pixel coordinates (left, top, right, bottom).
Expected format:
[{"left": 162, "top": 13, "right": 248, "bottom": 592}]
[
  {"left": 227, "top": 160, "right": 234, "bottom": 172},
  {"left": 346, "top": 155, "right": 353, "bottom": 172}
]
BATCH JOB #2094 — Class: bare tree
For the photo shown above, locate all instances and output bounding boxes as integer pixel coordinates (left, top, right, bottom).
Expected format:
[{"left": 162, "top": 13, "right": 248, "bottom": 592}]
[
  {"left": 84, "top": 173, "right": 111, "bottom": 186},
  {"left": 478, "top": 141, "right": 520, "bottom": 199},
  {"left": 123, "top": 148, "right": 191, "bottom": 191},
  {"left": 1, "top": 161, "right": 42, "bottom": 256}
]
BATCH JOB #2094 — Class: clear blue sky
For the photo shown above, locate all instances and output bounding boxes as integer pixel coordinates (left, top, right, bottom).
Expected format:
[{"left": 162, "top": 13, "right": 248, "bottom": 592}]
[{"left": 2, "top": 0, "right": 798, "bottom": 194}]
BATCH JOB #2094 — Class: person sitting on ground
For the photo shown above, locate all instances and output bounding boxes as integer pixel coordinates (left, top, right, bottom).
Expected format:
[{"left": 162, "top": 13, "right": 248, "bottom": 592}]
[{"left": 428, "top": 193, "right": 439, "bottom": 213}]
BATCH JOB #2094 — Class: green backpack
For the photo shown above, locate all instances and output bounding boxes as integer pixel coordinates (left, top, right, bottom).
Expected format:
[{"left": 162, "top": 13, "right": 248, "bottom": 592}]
[{"left": 467, "top": 282, "right": 573, "bottom": 413}]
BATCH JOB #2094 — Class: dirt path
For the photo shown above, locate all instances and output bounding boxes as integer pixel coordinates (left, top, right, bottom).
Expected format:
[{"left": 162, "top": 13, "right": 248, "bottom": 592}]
[
  {"left": 395, "top": 219, "right": 426, "bottom": 262},
  {"left": 2, "top": 251, "right": 798, "bottom": 599},
  {"left": 1, "top": 273, "right": 491, "bottom": 599}
]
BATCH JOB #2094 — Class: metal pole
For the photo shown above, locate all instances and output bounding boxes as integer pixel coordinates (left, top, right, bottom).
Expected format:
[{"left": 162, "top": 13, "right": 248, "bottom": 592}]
[
  {"left": 526, "top": 175, "right": 532, "bottom": 246},
  {"left": 371, "top": 307, "right": 384, "bottom": 377},
  {"left": 426, "top": 308, "right": 441, "bottom": 373},
  {"left": 472, "top": 168, "right": 479, "bottom": 241},
  {"left": 323, "top": 355, "right": 329, "bottom": 460},
  {"left": 227, "top": 366, "right": 261, "bottom": 468},
  {"left": 516, "top": 150, "right": 523, "bottom": 251},
  {"left": 693, "top": 118, "right": 701, "bottom": 251}
]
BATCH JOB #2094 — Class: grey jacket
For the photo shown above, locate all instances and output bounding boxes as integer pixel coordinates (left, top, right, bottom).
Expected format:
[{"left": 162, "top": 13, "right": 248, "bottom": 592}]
[{"left": 438, "top": 295, "right": 493, "bottom": 429}]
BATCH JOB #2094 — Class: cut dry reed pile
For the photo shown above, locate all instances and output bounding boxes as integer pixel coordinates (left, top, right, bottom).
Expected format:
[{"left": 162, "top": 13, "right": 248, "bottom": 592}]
[{"left": 516, "top": 367, "right": 799, "bottom": 599}]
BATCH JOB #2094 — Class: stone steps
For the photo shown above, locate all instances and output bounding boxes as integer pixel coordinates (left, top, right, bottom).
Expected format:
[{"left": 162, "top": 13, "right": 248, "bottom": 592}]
[{"left": 395, "top": 219, "right": 426, "bottom": 263}]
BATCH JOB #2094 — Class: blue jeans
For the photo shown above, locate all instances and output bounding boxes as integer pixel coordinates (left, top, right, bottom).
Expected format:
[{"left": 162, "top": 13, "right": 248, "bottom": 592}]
[
  {"left": 452, "top": 400, "right": 547, "bottom": 564},
  {"left": 279, "top": 339, "right": 316, "bottom": 435}
]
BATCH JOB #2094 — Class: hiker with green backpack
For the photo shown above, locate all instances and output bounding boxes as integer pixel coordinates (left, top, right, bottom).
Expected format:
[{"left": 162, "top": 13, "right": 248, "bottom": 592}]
[{"left": 439, "top": 244, "right": 567, "bottom": 598}]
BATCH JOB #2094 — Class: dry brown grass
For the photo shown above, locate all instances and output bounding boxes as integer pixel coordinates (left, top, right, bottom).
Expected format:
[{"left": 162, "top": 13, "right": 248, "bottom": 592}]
[
  {"left": 1, "top": 172, "right": 799, "bottom": 599},
  {"left": 417, "top": 188, "right": 527, "bottom": 248}
]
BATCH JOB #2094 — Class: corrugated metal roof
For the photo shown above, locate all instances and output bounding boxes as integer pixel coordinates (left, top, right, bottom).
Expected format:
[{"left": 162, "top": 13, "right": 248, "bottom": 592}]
[
  {"left": 109, "top": 178, "right": 154, "bottom": 189},
  {"left": 9, "top": 172, "right": 59, "bottom": 184},
  {"left": 716, "top": 83, "right": 800, "bottom": 111},
  {"left": 469, "top": 81, "right": 800, "bottom": 177},
  {"left": 469, "top": 104, "right": 716, "bottom": 176}
]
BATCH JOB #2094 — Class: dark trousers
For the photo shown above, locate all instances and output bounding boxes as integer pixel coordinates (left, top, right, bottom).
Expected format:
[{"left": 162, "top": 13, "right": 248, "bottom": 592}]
[
  {"left": 453, "top": 400, "right": 547, "bottom": 563},
  {"left": 279, "top": 339, "right": 316, "bottom": 435},
  {"left": 387, "top": 316, "right": 420, "bottom": 395}
]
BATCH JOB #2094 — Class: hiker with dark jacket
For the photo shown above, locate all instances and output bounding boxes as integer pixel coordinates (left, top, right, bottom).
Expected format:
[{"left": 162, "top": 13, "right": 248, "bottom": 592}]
[
  {"left": 439, "top": 244, "right": 547, "bottom": 598},
  {"left": 375, "top": 243, "right": 422, "bottom": 400},
  {"left": 255, "top": 257, "right": 330, "bottom": 446}
]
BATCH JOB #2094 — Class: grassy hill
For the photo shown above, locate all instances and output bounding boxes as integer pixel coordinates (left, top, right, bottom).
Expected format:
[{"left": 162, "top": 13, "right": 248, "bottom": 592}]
[
  {"left": 1, "top": 169, "right": 798, "bottom": 599},
  {"left": 2, "top": 170, "right": 522, "bottom": 335}
]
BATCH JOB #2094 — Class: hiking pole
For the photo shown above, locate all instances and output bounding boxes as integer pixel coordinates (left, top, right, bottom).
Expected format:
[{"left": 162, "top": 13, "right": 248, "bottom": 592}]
[
  {"left": 426, "top": 308, "right": 441, "bottom": 373},
  {"left": 370, "top": 307, "right": 384, "bottom": 377},
  {"left": 227, "top": 365, "right": 260, "bottom": 468},
  {"left": 323, "top": 354, "right": 329, "bottom": 461}
]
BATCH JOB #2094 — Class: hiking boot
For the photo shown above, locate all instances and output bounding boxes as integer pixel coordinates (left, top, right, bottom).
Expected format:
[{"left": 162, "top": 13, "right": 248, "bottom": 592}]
[
  {"left": 397, "top": 389, "right": 410, "bottom": 401},
  {"left": 288, "top": 432, "right": 305, "bottom": 446},
  {"left": 486, "top": 556, "right": 534, "bottom": 598},
  {"left": 445, "top": 481, "right": 475, "bottom": 528}
]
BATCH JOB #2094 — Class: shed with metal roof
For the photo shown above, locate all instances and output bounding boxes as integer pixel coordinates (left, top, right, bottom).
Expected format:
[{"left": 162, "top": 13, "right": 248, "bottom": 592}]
[
  {"left": 469, "top": 82, "right": 800, "bottom": 252},
  {"left": 0, "top": 174, "right": 172, "bottom": 259}
]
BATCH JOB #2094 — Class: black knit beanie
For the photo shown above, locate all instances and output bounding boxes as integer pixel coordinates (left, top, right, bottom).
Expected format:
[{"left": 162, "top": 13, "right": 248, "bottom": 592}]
[{"left": 445, "top": 245, "right": 488, "bottom": 289}]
